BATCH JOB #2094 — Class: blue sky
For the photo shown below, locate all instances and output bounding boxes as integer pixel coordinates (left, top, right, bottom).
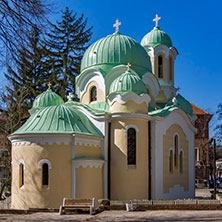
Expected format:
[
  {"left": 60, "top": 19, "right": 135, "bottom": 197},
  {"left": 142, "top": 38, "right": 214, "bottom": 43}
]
[
  {"left": 52, "top": 0, "right": 221, "bottom": 117},
  {"left": 1, "top": 0, "right": 221, "bottom": 129}
]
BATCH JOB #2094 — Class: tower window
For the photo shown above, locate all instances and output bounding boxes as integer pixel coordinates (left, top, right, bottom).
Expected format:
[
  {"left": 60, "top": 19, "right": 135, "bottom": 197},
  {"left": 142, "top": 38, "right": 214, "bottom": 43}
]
[
  {"left": 174, "top": 135, "right": 178, "bottom": 168},
  {"left": 19, "top": 163, "right": 24, "bottom": 187},
  {"left": 127, "top": 128, "right": 136, "bottom": 165},
  {"left": 90, "top": 86, "right": 97, "bottom": 102},
  {"left": 158, "top": 55, "right": 163, "bottom": 78},
  {"left": 42, "top": 163, "right": 49, "bottom": 186}
]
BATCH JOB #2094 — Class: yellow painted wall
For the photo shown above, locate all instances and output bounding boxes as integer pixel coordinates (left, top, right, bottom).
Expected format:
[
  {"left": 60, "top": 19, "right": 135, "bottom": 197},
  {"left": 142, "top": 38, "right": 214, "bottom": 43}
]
[
  {"left": 11, "top": 142, "right": 72, "bottom": 209},
  {"left": 149, "top": 53, "right": 174, "bottom": 85},
  {"left": 75, "top": 144, "right": 101, "bottom": 158},
  {"left": 110, "top": 101, "right": 148, "bottom": 114},
  {"left": 163, "top": 124, "right": 189, "bottom": 193},
  {"left": 75, "top": 166, "right": 103, "bottom": 199},
  {"left": 81, "top": 81, "right": 105, "bottom": 104},
  {"left": 110, "top": 119, "right": 149, "bottom": 200}
]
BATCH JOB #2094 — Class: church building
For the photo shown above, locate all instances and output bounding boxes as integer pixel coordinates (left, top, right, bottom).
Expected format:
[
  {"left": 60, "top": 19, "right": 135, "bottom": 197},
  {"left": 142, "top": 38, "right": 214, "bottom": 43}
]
[{"left": 9, "top": 15, "right": 196, "bottom": 209}]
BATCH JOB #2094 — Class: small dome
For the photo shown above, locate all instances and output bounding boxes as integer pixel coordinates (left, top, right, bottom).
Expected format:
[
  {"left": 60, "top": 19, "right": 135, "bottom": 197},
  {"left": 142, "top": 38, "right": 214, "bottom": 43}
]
[
  {"left": 109, "top": 70, "right": 148, "bottom": 95},
  {"left": 32, "top": 89, "right": 64, "bottom": 109},
  {"left": 81, "top": 32, "right": 152, "bottom": 74},
  {"left": 13, "top": 105, "right": 102, "bottom": 136},
  {"left": 141, "top": 26, "right": 172, "bottom": 48}
]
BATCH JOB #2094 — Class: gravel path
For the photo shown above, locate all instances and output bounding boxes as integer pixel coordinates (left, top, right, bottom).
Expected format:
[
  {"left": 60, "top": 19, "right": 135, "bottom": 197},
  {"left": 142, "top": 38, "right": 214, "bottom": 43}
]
[{"left": 1, "top": 210, "right": 222, "bottom": 222}]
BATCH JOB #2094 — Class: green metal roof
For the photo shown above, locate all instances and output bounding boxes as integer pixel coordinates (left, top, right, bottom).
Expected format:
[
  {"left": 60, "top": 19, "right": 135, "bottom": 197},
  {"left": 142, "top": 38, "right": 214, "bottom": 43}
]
[
  {"left": 141, "top": 26, "right": 172, "bottom": 48},
  {"left": 109, "top": 70, "right": 148, "bottom": 95},
  {"left": 149, "top": 94, "right": 194, "bottom": 117},
  {"left": 88, "top": 102, "right": 110, "bottom": 113},
  {"left": 80, "top": 32, "right": 152, "bottom": 74},
  {"left": 13, "top": 105, "right": 103, "bottom": 137},
  {"left": 73, "top": 156, "right": 104, "bottom": 161},
  {"left": 30, "top": 88, "right": 64, "bottom": 114}
]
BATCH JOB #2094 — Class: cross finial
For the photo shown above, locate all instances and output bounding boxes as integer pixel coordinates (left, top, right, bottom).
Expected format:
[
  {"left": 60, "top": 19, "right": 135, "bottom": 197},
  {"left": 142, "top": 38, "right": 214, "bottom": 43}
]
[
  {"left": 113, "top": 19, "right": 121, "bottom": 32},
  {"left": 153, "top": 14, "right": 161, "bottom": 27},
  {"left": 47, "top": 82, "right": 52, "bottom": 89},
  {"left": 127, "top": 62, "right": 131, "bottom": 71},
  {"left": 67, "top": 92, "right": 74, "bottom": 101}
]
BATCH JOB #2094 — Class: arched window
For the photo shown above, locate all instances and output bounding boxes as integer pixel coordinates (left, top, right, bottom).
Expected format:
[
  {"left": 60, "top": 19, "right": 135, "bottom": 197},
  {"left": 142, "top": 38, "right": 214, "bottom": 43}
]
[
  {"left": 169, "top": 150, "right": 173, "bottom": 173},
  {"left": 169, "top": 57, "right": 173, "bottom": 81},
  {"left": 127, "top": 128, "right": 136, "bottom": 165},
  {"left": 179, "top": 151, "right": 183, "bottom": 173},
  {"left": 90, "top": 86, "right": 97, "bottom": 102},
  {"left": 42, "top": 163, "right": 49, "bottom": 186},
  {"left": 174, "top": 135, "right": 178, "bottom": 168},
  {"left": 19, "top": 163, "right": 24, "bottom": 187},
  {"left": 158, "top": 55, "right": 163, "bottom": 78}
]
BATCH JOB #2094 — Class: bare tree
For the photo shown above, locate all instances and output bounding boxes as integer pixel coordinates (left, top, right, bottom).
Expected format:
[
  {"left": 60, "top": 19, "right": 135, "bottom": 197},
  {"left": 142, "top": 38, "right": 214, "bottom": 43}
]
[
  {"left": 0, "top": 86, "right": 29, "bottom": 199},
  {"left": 0, "top": 0, "right": 51, "bottom": 65}
]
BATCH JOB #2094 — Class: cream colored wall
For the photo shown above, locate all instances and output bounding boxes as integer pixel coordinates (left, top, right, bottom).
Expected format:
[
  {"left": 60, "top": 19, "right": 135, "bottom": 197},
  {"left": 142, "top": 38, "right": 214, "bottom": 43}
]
[
  {"left": 163, "top": 124, "right": 189, "bottom": 193},
  {"left": 75, "top": 144, "right": 101, "bottom": 158},
  {"left": 110, "top": 119, "right": 149, "bottom": 200},
  {"left": 110, "top": 101, "right": 148, "bottom": 114},
  {"left": 81, "top": 81, "right": 105, "bottom": 104},
  {"left": 11, "top": 142, "right": 72, "bottom": 209},
  {"left": 75, "top": 166, "right": 103, "bottom": 199}
]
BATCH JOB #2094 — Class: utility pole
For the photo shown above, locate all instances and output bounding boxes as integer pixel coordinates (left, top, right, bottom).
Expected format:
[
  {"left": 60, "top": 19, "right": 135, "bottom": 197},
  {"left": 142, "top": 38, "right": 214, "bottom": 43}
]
[{"left": 213, "top": 138, "right": 217, "bottom": 199}]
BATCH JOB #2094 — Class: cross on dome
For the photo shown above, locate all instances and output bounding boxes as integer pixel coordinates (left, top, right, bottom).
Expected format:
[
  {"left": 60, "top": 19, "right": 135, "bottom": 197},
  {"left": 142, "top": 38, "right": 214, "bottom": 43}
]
[
  {"left": 153, "top": 14, "right": 161, "bottom": 27},
  {"left": 113, "top": 19, "right": 121, "bottom": 32},
  {"left": 47, "top": 82, "right": 52, "bottom": 89},
  {"left": 67, "top": 92, "right": 74, "bottom": 101},
  {"left": 127, "top": 62, "right": 131, "bottom": 70}
]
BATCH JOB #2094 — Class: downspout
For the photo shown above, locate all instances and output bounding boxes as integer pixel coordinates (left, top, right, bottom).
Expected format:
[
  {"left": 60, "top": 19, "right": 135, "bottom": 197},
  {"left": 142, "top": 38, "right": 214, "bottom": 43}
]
[
  {"left": 72, "top": 134, "right": 75, "bottom": 198},
  {"left": 108, "top": 122, "right": 111, "bottom": 199},
  {"left": 148, "top": 121, "right": 151, "bottom": 200}
]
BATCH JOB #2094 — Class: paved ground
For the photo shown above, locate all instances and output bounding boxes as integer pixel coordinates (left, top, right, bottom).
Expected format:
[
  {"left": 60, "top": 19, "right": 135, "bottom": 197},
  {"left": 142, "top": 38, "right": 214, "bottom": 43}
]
[
  {"left": 195, "top": 188, "right": 212, "bottom": 199},
  {"left": 1, "top": 210, "right": 222, "bottom": 222}
]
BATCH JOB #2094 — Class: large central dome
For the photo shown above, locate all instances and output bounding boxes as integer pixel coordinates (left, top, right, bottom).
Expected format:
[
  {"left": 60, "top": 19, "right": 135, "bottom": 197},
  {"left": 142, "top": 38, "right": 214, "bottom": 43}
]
[{"left": 80, "top": 32, "right": 152, "bottom": 74}]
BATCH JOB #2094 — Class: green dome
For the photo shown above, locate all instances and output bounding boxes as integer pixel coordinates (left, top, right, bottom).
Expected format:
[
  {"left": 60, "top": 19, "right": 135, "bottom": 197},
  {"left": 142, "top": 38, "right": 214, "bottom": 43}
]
[
  {"left": 32, "top": 88, "right": 64, "bottom": 109},
  {"left": 13, "top": 105, "right": 102, "bottom": 137},
  {"left": 81, "top": 32, "right": 152, "bottom": 74},
  {"left": 141, "top": 26, "right": 172, "bottom": 48},
  {"left": 109, "top": 70, "right": 148, "bottom": 95}
]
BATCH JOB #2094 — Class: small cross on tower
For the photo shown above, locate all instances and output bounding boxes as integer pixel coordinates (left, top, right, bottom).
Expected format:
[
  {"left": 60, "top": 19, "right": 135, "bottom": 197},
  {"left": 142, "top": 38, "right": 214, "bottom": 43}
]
[
  {"left": 127, "top": 62, "right": 131, "bottom": 71},
  {"left": 113, "top": 19, "right": 121, "bottom": 32},
  {"left": 153, "top": 14, "right": 161, "bottom": 27},
  {"left": 67, "top": 92, "right": 74, "bottom": 101},
  {"left": 47, "top": 82, "right": 52, "bottom": 89}
]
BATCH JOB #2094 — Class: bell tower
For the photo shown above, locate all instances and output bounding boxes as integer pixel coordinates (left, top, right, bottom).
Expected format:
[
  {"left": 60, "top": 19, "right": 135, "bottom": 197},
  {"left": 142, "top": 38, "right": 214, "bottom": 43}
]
[{"left": 141, "top": 14, "right": 178, "bottom": 103}]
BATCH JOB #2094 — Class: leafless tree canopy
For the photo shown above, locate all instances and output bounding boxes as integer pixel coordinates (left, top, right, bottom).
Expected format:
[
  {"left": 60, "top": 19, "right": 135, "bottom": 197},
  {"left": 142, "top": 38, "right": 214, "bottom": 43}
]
[{"left": 0, "top": 0, "right": 50, "bottom": 64}]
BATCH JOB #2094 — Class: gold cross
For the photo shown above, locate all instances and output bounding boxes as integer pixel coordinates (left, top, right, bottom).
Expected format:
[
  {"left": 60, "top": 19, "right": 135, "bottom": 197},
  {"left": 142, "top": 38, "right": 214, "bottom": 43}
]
[
  {"left": 113, "top": 19, "right": 121, "bottom": 32},
  {"left": 47, "top": 82, "right": 52, "bottom": 88},
  {"left": 153, "top": 14, "right": 161, "bottom": 27},
  {"left": 127, "top": 62, "right": 131, "bottom": 70}
]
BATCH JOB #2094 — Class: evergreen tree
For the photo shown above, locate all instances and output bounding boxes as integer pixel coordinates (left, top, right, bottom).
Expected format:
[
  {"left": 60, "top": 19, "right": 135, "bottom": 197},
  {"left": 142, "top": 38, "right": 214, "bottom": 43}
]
[
  {"left": 4, "top": 25, "right": 49, "bottom": 113},
  {"left": 45, "top": 7, "right": 92, "bottom": 99}
]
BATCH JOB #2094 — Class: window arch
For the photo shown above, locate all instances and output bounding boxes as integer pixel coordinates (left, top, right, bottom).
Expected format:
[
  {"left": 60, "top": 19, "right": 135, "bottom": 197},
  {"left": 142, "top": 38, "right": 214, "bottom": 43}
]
[
  {"left": 19, "top": 163, "right": 24, "bottom": 187},
  {"left": 90, "top": 86, "right": 97, "bottom": 102},
  {"left": 158, "top": 55, "right": 163, "bottom": 78},
  {"left": 169, "top": 150, "right": 173, "bottom": 173},
  {"left": 174, "top": 135, "right": 178, "bottom": 168},
  {"left": 42, "top": 163, "right": 49, "bottom": 186},
  {"left": 127, "top": 128, "right": 136, "bottom": 165}
]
